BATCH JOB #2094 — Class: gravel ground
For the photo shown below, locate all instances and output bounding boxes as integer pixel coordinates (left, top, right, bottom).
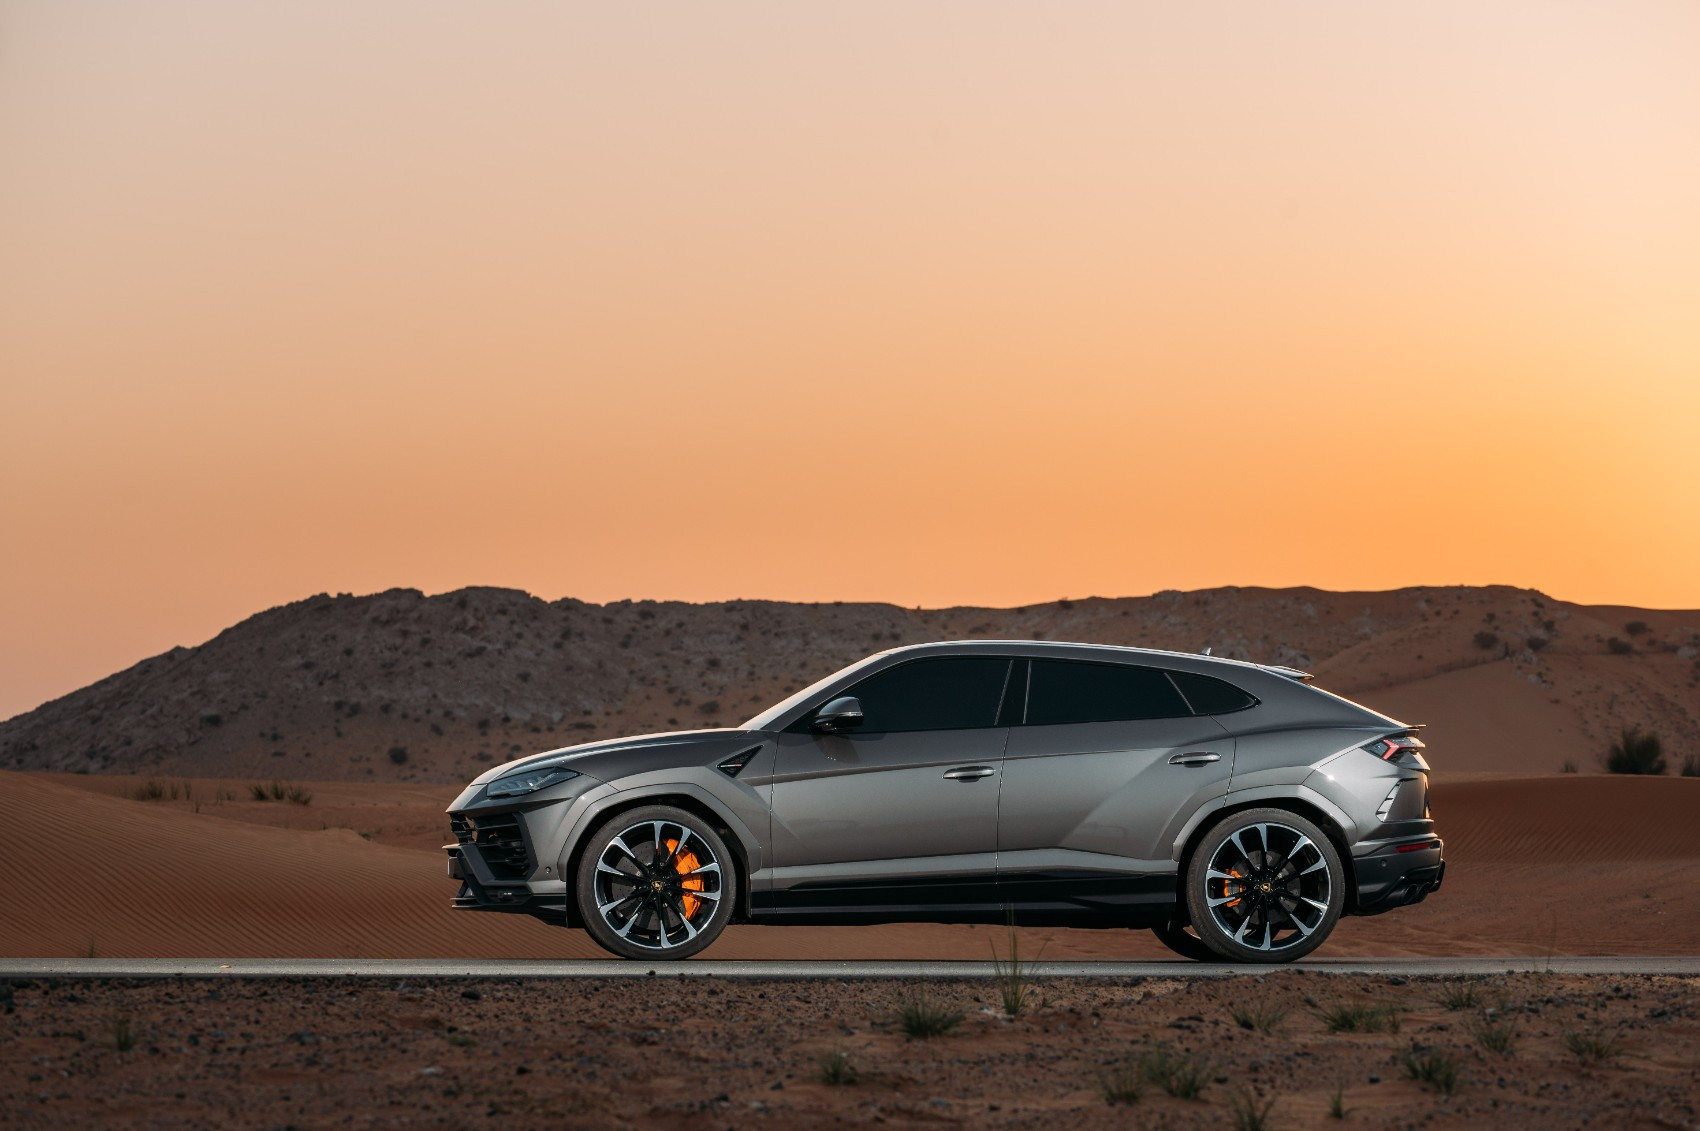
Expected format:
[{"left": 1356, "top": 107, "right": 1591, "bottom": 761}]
[{"left": 3, "top": 972, "right": 1697, "bottom": 1129}]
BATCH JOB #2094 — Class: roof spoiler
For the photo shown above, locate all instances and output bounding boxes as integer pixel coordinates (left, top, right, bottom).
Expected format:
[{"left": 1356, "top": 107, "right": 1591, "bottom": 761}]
[{"left": 1261, "top": 665, "right": 1314, "bottom": 682}]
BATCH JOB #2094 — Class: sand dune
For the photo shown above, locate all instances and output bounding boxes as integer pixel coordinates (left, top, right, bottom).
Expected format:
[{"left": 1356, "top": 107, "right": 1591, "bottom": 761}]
[
  {"left": 4, "top": 771, "right": 1696, "bottom": 961},
  {"left": 0, "top": 772, "right": 585, "bottom": 961},
  {"left": 1437, "top": 775, "right": 1700, "bottom": 862},
  {"left": 1367, "top": 661, "right": 1598, "bottom": 775}
]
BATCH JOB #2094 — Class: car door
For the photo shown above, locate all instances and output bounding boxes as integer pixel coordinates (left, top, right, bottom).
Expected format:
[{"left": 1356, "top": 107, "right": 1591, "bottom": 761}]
[
  {"left": 997, "top": 658, "right": 1237, "bottom": 912},
  {"left": 765, "top": 655, "right": 1016, "bottom": 914}
]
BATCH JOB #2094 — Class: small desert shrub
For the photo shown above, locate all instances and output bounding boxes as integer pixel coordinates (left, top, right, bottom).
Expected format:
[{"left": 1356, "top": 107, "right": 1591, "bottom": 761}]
[
  {"left": 1227, "top": 1087, "right": 1279, "bottom": 1131},
  {"left": 1317, "top": 1000, "right": 1400, "bottom": 1033},
  {"left": 1525, "top": 635, "right": 1548, "bottom": 652},
  {"left": 1436, "top": 980, "right": 1479, "bottom": 1011},
  {"left": 1625, "top": 620, "right": 1649, "bottom": 636},
  {"left": 132, "top": 780, "right": 190, "bottom": 802},
  {"left": 1229, "top": 998, "right": 1289, "bottom": 1033},
  {"left": 444, "top": 1032, "right": 476, "bottom": 1047},
  {"left": 250, "top": 781, "right": 309, "bottom": 803},
  {"left": 895, "top": 989, "right": 962, "bottom": 1039},
  {"left": 110, "top": 1016, "right": 137, "bottom": 1052},
  {"left": 1099, "top": 1061, "right": 1144, "bottom": 1105},
  {"left": 817, "top": 1049, "right": 856, "bottom": 1085},
  {"left": 388, "top": 745, "right": 409, "bottom": 765},
  {"left": 1564, "top": 1028, "right": 1624, "bottom": 1061},
  {"left": 1140, "top": 1043, "right": 1212, "bottom": 1099},
  {"left": 1681, "top": 754, "right": 1700, "bottom": 778},
  {"left": 1607, "top": 637, "right": 1634, "bottom": 655},
  {"left": 1471, "top": 1010, "right": 1519, "bottom": 1054},
  {"left": 1605, "top": 727, "right": 1665, "bottom": 775},
  {"left": 1327, "top": 1084, "right": 1352, "bottom": 1119},
  {"left": 990, "top": 921, "right": 1042, "bottom": 1018},
  {"left": 1473, "top": 631, "right": 1499, "bottom": 650},
  {"left": 1402, "top": 1046, "right": 1459, "bottom": 1094},
  {"left": 1560, "top": 760, "right": 1578, "bottom": 774}
]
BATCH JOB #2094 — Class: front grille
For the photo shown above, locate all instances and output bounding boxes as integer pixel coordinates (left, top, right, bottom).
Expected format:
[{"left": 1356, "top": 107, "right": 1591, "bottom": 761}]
[{"left": 450, "top": 812, "right": 531, "bottom": 880}]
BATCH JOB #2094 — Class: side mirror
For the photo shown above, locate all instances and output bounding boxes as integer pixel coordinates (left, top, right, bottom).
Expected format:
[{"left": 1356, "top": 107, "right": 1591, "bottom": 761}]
[{"left": 810, "top": 696, "right": 864, "bottom": 733}]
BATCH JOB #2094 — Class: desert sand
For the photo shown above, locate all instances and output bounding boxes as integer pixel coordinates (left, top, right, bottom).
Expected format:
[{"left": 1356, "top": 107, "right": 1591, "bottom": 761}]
[{"left": 5, "top": 770, "right": 1697, "bottom": 963}]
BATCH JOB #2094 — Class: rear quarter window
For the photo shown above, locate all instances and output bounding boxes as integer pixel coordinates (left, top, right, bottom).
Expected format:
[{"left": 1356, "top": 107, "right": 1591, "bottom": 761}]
[{"left": 1169, "top": 670, "right": 1259, "bottom": 715}]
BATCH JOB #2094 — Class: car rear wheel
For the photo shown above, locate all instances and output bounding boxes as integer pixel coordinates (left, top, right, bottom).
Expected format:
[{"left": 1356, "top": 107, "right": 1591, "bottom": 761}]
[
  {"left": 575, "top": 805, "right": 736, "bottom": 960},
  {"left": 1184, "top": 808, "right": 1344, "bottom": 964}
]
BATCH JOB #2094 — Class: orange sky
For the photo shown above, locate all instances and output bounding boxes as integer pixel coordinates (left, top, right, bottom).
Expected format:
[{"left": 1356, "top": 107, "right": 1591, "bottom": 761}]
[{"left": 3, "top": 1, "right": 1698, "bottom": 721}]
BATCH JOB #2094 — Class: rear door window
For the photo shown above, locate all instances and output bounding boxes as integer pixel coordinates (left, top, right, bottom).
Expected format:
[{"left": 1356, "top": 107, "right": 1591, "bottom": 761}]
[{"left": 1025, "top": 659, "right": 1192, "bottom": 725}]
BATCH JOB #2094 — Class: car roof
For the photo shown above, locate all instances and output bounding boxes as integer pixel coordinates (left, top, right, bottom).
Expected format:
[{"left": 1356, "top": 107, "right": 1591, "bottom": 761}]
[{"left": 873, "top": 639, "right": 1309, "bottom": 680}]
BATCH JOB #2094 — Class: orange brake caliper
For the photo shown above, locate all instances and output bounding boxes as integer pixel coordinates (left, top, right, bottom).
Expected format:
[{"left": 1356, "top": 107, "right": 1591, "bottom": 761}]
[
  {"left": 1224, "top": 867, "right": 1245, "bottom": 910},
  {"left": 665, "top": 838, "right": 704, "bottom": 918}
]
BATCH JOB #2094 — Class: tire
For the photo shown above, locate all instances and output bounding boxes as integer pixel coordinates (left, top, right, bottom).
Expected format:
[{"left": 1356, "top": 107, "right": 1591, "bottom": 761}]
[
  {"left": 1151, "top": 917, "right": 1220, "bottom": 962},
  {"left": 1184, "top": 808, "right": 1344, "bottom": 964},
  {"left": 575, "top": 805, "right": 737, "bottom": 960}
]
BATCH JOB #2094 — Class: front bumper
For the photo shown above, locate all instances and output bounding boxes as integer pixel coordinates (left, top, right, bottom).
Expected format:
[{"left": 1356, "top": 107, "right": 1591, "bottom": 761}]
[
  {"left": 1351, "top": 836, "right": 1445, "bottom": 915},
  {"left": 445, "top": 842, "right": 569, "bottom": 924}
]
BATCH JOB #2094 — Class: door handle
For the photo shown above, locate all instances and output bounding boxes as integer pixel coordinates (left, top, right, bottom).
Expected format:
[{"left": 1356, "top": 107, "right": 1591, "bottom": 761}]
[
  {"left": 942, "top": 766, "right": 996, "bottom": 781},
  {"left": 1168, "top": 751, "right": 1221, "bottom": 766}
]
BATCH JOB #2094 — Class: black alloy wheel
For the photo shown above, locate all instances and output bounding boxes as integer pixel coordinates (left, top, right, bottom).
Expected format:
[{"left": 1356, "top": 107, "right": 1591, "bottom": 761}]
[
  {"left": 575, "top": 805, "right": 736, "bottom": 960},
  {"left": 1184, "top": 807, "right": 1344, "bottom": 963}
]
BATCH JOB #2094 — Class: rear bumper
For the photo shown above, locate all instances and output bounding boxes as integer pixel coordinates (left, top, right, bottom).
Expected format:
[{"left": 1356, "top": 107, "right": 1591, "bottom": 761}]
[{"left": 1351, "top": 836, "right": 1445, "bottom": 916}]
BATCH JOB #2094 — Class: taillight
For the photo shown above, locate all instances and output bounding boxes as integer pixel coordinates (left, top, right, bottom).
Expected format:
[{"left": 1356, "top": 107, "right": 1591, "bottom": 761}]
[{"left": 1363, "top": 733, "right": 1425, "bottom": 762}]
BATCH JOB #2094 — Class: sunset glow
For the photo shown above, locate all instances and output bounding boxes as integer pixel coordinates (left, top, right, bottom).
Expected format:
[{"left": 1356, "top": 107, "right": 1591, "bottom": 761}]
[{"left": 3, "top": 1, "right": 1698, "bottom": 719}]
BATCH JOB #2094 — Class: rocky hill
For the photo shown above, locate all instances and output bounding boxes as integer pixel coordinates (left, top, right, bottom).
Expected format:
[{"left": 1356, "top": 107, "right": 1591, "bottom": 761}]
[{"left": 3, "top": 585, "right": 1696, "bottom": 781}]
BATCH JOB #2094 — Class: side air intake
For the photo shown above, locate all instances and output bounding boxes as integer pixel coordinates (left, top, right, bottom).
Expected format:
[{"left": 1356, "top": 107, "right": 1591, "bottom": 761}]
[{"left": 718, "top": 746, "right": 761, "bottom": 777}]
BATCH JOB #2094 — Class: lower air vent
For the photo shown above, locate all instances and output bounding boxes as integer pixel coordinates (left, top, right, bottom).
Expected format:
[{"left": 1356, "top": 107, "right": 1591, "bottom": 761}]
[{"left": 449, "top": 812, "right": 531, "bottom": 880}]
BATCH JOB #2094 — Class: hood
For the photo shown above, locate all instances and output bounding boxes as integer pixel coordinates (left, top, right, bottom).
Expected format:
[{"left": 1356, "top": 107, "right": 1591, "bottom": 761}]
[{"left": 468, "top": 727, "right": 752, "bottom": 786}]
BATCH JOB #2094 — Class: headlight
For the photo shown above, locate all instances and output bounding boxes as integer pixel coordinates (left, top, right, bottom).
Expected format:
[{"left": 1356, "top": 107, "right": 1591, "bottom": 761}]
[{"left": 485, "top": 764, "right": 580, "bottom": 799}]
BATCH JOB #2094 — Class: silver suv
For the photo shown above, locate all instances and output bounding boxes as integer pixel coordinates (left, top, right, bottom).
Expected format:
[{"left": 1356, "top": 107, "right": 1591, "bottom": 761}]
[{"left": 446, "top": 641, "right": 1444, "bottom": 962}]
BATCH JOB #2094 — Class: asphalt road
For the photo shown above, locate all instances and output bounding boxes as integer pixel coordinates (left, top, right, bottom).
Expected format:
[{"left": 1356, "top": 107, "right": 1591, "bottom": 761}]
[{"left": 4, "top": 957, "right": 1698, "bottom": 979}]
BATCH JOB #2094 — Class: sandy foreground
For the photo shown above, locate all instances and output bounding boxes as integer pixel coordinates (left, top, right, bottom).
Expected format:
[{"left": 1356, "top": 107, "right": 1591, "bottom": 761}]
[
  {"left": 4, "top": 971, "right": 1698, "bottom": 1129},
  {"left": 3, "top": 770, "right": 1697, "bottom": 961}
]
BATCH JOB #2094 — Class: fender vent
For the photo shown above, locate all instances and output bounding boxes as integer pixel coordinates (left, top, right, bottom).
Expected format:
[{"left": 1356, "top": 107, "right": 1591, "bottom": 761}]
[{"left": 718, "top": 746, "right": 761, "bottom": 777}]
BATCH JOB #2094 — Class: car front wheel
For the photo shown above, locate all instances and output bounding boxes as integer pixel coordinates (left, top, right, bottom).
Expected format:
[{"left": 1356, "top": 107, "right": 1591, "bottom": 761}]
[
  {"left": 575, "top": 805, "right": 736, "bottom": 960},
  {"left": 1184, "top": 808, "right": 1344, "bottom": 963}
]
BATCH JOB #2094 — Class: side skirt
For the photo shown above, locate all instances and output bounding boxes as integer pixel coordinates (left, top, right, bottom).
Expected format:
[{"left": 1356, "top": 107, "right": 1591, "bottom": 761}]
[{"left": 746, "top": 870, "right": 1178, "bottom": 930}]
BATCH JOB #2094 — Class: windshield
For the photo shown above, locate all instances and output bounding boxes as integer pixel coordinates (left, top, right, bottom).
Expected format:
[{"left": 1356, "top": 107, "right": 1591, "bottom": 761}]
[{"left": 739, "top": 651, "right": 892, "bottom": 730}]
